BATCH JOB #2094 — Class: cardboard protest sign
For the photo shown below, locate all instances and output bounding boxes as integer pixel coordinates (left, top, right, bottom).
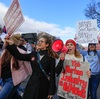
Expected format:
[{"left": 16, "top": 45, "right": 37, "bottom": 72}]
[
  {"left": 76, "top": 19, "right": 98, "bottom": 44},
  {"left": 57, "top": 60, "right": 90, "bottom": 99},
  {"left": 4, "top": 0, "right": 24, "bottom": 35}
]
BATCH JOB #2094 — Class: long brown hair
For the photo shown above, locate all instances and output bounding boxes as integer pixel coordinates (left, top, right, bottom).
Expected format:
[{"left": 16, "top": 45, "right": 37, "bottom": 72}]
[
  {"left": 11, "top": 57, "right": 20, "bottom": 70},
  {"left": 0, "top": 49, "right": 12, "bottom": 67},
  {"left": 39, "top": 35, "right": 59, "bottom": 59},
  {"left": 1, "top": 49, "right": 20, "bottom": 70}
]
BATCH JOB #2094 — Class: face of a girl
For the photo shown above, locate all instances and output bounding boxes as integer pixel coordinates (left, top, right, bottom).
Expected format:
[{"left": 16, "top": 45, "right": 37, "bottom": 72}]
[
  {"left": 88, "top": 44, "right": 96, "bottom": 51},
  {"left": 65, "top": 42, "right": 75, "bottom": 54},
  {"left": 37, "top": 38, "right": 49, "bottom": 50}
]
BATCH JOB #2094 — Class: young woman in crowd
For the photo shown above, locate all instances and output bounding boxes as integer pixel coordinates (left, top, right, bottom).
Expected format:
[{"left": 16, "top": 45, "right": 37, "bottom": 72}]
[
  {"left": 5, "top": 35, "right": 58, "bottom": 99},
  {"left": 0, "top": 49, "right": 13, "bottom": 99},
  {"left": 0, "top": 34, "right": 32, "bottom": 99},
  {"left": 77, "top": 43, "right": 100, "bottom": 99},
  {"left": 55, "top": 39, "right": 91, "bottom": 99}
]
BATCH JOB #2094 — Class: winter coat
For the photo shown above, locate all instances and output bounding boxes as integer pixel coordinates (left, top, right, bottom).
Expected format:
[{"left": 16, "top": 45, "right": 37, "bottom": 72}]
[
  {"left": 0, "top": 47, "right": 32, "bottom": 86},
  {"left": 6, "top": 44, "right": 56, "bottom": 99},
  {"left": 11, "top": 47, "right": 32, "bottom": 86}
]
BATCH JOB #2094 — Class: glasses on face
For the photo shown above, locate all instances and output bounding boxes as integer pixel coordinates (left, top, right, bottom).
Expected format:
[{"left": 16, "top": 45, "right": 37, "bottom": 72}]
[{"left": 37, "top": 40, "right": 45, "bottom": 43}]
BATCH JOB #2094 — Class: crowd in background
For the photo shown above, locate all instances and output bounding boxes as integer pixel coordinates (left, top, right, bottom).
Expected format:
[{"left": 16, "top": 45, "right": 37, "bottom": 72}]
[{"left": 0, "top": 27, "right": 100, "bottom": 99}]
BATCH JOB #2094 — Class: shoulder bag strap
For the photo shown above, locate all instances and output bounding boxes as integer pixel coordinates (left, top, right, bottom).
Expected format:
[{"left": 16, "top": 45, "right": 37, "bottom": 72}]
[{"left": 37, "top": 52, "right": 49, "bottom": 79}]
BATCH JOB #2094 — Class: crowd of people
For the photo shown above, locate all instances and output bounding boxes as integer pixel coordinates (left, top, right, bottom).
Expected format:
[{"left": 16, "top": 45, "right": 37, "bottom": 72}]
[{"left": 0, "top": 32, "right": 100, "bottom": 99}]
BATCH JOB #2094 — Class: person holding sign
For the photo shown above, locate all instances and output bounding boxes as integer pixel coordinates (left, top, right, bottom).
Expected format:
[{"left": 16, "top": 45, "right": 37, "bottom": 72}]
[
  {"left": 77, "top": 43, "right": 100, "bottom": 99},
  {"left": 4, "top": 35, "right": 58, "bottom": 99},
  {"left": 55, "top": 39, "right": 91, "bottom": 99}
]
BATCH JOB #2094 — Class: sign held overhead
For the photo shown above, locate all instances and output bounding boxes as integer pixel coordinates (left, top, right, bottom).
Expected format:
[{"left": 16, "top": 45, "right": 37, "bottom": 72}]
[{"left": 4, "top": 0, "right": 25, "bottom": 35}]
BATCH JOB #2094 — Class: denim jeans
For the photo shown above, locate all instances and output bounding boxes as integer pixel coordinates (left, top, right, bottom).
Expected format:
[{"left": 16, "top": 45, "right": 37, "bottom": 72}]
[
  {"left": 88, "top": 74, "right": 100, "bottom": 99},
  {"left": 0, "top": 78, "right": 14, "bottom": 99},
  {"left": 7, "top": 83, "right": 22, "bottom": 99},
  {"left": 0, "top": 78, "right": 3, "bottom": 90}
]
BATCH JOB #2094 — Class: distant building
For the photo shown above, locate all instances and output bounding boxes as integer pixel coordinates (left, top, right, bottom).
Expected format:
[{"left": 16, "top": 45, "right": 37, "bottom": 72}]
[
  {"left": 38, "top": 31, "right": 58, "bottom": 41},
  {"left": 21, "top": 33, "right": 37, "bottom": 44}
]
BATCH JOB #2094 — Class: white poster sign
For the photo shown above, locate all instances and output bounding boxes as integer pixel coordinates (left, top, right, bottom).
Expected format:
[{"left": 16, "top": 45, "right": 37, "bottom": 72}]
[
  {"left": 57, "top": 60, "right": 90, "bottom": 99},
  {"left": 4, "top": 0, "right": 24, "bottom": 35},
  {"left": 76, "top": 19, "right": 98, "bottom": 44}
]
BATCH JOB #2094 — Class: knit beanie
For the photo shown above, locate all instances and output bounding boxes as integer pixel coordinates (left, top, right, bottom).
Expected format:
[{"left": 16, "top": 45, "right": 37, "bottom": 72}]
[{"left": 65, "top": 39, "right": 76, "bottom": 47}]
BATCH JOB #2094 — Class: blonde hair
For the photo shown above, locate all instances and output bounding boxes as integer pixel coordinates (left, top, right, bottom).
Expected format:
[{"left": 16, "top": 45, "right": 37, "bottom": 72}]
[
  {"left": 74, "top": 49, "right": 82, "bottom": 58},
  {"left": 10, "top": 34, "right": 21, "bottom": 45}
]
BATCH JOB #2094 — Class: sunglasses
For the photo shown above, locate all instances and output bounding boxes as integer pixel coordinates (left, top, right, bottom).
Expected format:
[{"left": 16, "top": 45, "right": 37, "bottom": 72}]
[{"left": 89, "top": 43, "right": 96, "bottom": 46}]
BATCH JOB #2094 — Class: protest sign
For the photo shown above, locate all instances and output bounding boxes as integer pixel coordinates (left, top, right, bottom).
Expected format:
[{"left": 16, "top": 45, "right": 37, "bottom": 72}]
[
  {"left": 4, "top": 0, "right": 24, "bottom": 35},
  {"left": 57, "top": 60, "right": 90, "bottom": 99},
  {"left": 76, "top": 19, "right": 98, "bottom": 44}
]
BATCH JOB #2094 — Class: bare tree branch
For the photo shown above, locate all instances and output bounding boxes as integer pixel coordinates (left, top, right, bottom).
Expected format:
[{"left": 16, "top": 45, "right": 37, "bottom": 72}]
[{"left": 84, "top": 1, "right": 100, "bottom": 28}]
